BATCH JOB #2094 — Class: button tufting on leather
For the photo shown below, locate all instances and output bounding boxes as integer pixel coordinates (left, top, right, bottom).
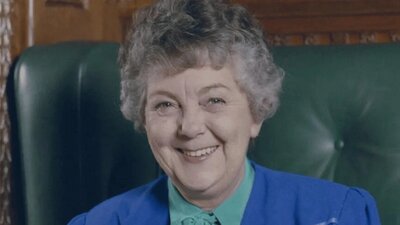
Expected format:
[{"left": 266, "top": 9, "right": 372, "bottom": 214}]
[{"left": 334, "top": 139, "right": 344, "bottom": 150}]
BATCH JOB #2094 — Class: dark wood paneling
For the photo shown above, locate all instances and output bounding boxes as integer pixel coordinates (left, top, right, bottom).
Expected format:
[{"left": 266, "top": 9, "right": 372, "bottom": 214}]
[
  {"left": 45, "top": 0, "right": 88, "bottom": 8},
  {"left": 244, "top": 1, "right": 400, "bottom": 17},
  {"left": 16, "top": 0, "right": 400, "bottom": 50},
  {"left": 237, "top": 0, "right": 400, "bottom": 45}
]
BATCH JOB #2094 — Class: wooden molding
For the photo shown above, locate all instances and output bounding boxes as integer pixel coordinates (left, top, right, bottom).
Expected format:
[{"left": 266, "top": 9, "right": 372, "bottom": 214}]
[
  {"left": 266, "top": 31, "right": 400, "bottom": 46},
  {"left": 112, "top": 0, "right": 400, "bottom": 46},
  {"left": 45, "top": 0, "right": 88, "bottom": 9},
  {"left": 1, "top": 0, "right": 13, "bottom": 224},
  {"left": 260, "top": 14, "right": 400, "bottom": 34},
  {"left": 242, "top": 1, "right": 400, "bottom": 18}
]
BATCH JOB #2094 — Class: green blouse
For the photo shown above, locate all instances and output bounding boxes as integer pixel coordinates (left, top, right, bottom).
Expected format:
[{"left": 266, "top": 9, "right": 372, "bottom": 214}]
[{"left": 168, "top": 159, "right": 255, "bottom": 225}]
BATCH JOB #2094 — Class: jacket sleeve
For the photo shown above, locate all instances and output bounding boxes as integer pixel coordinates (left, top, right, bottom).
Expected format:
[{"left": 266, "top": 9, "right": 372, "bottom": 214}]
[
  {"left": 67, "top": 213, "right": 87, "bottom": 225},
  {"left": 339, "top": 188, "right": 381, "bottom": 225}
]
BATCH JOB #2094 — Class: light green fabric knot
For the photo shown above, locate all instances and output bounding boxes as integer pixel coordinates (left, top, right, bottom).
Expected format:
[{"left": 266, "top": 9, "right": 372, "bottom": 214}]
[{"left": 181, "top": 212, "right": 219, "bottom": 225}]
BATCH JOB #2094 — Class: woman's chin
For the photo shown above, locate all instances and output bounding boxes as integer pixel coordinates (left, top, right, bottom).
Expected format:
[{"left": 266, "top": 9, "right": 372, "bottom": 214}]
[
  {"left": 186, "top": 176, "right": 216, "bottom": 189},
  {"left": 175, "top": 174, "right": 221, "bottom": 196}
]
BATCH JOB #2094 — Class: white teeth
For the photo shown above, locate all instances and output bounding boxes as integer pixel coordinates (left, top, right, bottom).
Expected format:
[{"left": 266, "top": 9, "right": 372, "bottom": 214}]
[{"left": 183, "top": 146, "right": 217, "bottom": 158}]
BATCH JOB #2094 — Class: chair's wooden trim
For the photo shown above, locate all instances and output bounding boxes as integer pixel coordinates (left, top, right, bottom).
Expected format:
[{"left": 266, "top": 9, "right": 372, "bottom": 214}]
[
  {"left": 266, "top": 31, "right": 400, "bottom": 46},
  {"left": 0, "top": 0, "right": 13, "bottom": 224}
]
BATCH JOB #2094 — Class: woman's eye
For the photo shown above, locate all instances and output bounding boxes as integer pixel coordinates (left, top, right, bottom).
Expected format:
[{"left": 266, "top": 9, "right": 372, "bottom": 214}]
[
  {"left": 208, "top": 97, "right": 226, "bottom": 105},
  {"left": 154, "top": 101, "right": 178, "bottom": 115},
  {"left": 203, "top": 97, "right": 226, "bottom": 112},
  {"left": 155, "top": 102, "right": 173, "bottom": 109}
]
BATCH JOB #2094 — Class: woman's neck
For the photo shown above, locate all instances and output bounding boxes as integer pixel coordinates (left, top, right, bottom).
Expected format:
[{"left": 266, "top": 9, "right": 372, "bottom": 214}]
[{"left": 177, "top": 163, "right": 246, "bottom": 211}]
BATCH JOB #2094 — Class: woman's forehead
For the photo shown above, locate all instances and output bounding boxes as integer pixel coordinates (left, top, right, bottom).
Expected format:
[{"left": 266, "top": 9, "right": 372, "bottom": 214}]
[
  {"left": 146, "top": 66, "right": 240, "bottom": 95},
  {"left": 142, "top": 46, "right": 236, "bottom": 79}
]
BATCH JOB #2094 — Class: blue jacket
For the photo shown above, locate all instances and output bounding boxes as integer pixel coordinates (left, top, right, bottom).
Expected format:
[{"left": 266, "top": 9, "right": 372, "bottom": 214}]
[{"left": 68, "top": 163, "right": 381, "bottom": 225}]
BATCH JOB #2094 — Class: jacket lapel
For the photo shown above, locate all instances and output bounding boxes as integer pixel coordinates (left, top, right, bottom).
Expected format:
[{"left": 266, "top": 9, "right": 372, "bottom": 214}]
[
  {"left": 241, "top": 163, "right": 267, "bottom": 225},
  {"left": 121, "top": 177, "right": 170, "bottom": 225}
]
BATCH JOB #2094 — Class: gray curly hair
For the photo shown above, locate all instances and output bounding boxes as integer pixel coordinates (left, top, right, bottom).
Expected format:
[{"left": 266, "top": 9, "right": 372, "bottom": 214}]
[{"left": 119, "top": 0, "right": 284, "bottom": 131}]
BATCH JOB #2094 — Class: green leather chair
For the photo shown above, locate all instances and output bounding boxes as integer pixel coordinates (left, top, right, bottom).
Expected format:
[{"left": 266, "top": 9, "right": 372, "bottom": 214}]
[{"left": 9, "top": 42, "right": 400, "bottom": 225}]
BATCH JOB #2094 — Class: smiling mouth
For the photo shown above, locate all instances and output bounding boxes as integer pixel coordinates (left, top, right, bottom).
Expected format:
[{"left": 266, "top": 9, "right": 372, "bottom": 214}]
[{"left": 180, "top": 146, "right": 218, "bottom": 158}]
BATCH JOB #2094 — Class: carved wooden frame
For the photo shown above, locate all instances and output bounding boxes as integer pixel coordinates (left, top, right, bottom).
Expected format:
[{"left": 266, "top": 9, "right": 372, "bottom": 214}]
[
  {"left": 45, "top": 0, "right": 88, "bottom": 9},
  {"left": 242, "top": 0, "right": 400, "bottom": 46}
]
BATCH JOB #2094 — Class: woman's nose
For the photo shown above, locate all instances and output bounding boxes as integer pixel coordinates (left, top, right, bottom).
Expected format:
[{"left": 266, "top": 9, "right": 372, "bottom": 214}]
[{"left": 178, "top": 107, "right": 205, "bottom": 139}]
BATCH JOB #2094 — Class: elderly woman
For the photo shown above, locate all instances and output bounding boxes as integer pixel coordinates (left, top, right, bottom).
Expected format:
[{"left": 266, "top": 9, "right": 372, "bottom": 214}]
[{"left": 68, "top": 0, "right": 381, "bottom": 224}]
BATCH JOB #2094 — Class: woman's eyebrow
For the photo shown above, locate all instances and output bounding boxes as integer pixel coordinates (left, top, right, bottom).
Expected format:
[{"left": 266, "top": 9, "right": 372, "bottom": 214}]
[
  {"left": 198, "top": 83, "right": 231, "bottom": 95},
  {"left": 147, "top": 90, "right": 176, "bottom": 100}
]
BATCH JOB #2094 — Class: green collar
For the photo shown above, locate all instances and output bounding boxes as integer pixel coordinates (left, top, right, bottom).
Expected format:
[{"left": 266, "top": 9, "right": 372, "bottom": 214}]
[{"left": 168, "top": 159, "right": 255, "bottom": 225}]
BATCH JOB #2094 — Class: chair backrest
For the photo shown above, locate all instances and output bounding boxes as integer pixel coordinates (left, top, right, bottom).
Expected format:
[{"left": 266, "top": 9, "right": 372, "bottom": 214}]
[
  {"left": 9, "top": 42, "right": 400, "bottom": 225},
  {"left": 10, "top": 42, "right": 158, "bottom": 225}
]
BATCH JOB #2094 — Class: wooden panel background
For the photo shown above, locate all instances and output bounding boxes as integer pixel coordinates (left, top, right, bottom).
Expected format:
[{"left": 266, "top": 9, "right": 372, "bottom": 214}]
[
  {"left": 12, "top": 0, "right": 400, "bottom": 51},
  {"left": 3, "top": 0, "right": 400, "bottom": 225},
  {"left": 240, "top": 0, "right": 400, "bottom": 45},
  {"left": 13, "top": 0, "right": 400, "bottom": 54}
]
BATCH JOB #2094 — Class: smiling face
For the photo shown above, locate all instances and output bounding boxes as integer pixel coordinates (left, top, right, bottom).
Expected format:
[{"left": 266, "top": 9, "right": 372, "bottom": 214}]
[{"left": 144, "top": 66, "right": 262, "bottom": 209}]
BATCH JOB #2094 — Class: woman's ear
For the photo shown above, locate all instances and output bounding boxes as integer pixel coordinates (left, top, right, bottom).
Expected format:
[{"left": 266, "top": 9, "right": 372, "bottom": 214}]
[
  {"left": 250, "top": 121, "right": 263, "bottom": 138},
  {"left": 142, "top": 118, "right": 149, "bottom": 133}
]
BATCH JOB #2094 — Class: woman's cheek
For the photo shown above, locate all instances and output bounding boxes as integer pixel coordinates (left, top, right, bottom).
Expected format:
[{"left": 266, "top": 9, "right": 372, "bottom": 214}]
[
  {"left": 207, "top": 114, "right": 234, "bottom": 138},
  {"left": 147, "top": 116, "right": 179, "bottom": 143}
]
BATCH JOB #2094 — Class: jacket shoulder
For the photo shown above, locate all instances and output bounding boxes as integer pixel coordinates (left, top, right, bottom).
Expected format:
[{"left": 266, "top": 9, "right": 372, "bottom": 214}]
[
  {"left": 67, "top": 176, "right": 168, "bottom": 225},
  {"left": 253, "top": 163, "right": 350, "bottom": 197},
  {"left": 249, "top": 163, "right": 381, "bottom": 224}
]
